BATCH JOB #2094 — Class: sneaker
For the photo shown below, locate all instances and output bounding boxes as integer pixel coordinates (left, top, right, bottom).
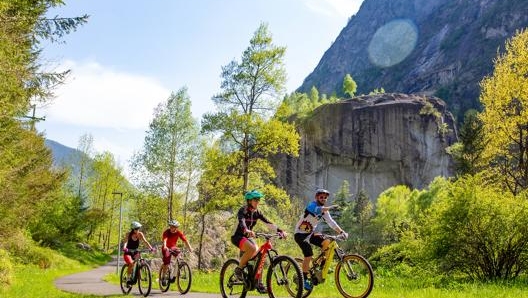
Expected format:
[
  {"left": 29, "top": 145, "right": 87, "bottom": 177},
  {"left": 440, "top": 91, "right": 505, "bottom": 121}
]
[
  {"left": 234, "top": 267, "right": 244, "bottom": 281},
  {"left": 161, "top": 277, "right": 167, "bottom": 287},
  {"left": 170, "top": 276, "right": 176, "bottom": 283},
  {"left": 256, "top": 282, "right": 267, "bottom": 294},
  {"left": 303, "top": 279, "right": 312, "bottom": 291}
]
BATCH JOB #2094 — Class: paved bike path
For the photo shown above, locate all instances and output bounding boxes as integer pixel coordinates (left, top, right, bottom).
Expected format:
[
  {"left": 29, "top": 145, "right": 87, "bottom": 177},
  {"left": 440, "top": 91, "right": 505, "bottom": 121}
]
[{"left": 54, "top": 257, "right": 263, "bottom": 297}]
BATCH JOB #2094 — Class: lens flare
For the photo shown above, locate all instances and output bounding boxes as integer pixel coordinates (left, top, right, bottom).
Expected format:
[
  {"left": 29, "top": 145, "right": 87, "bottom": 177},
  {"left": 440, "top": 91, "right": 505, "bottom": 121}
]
[{"left": 368, "top": 19, "right": 418, "bottom": 68}]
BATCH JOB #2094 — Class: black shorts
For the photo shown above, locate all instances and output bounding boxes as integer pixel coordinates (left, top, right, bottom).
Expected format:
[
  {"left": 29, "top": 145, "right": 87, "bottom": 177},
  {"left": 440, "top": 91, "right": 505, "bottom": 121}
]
[{"left": 294, "top": 233, "right": 324, "bottom": 257}]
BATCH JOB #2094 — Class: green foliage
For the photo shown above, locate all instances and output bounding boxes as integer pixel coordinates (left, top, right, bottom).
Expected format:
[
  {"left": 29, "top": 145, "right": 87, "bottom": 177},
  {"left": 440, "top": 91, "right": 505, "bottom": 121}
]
[
  {"left": 131, "top": 87, "right": 201, "bottom": 221},
  {"left": 342, "top": 73, "right": 357, "bottom": 98},
  {"left": 369, "top": 87, "right": 385, "bottom": 95},
  {"left": 0, "top": 249, "right": 12, "bottom": 287},
  {"left": 446, "top": 109, "right": 485, "bottom": 176},
  {"left": 479, "top": 29, "right": 528, "bottom": 195},
  {"left": 202, "top": 22, "right": 299, "bottom": 196},
  {"left": 353, "top": 189, "right": 373, "bottom": 238},
  {"left": 426, "top": 174, "right": 528, "bottom": 280}
]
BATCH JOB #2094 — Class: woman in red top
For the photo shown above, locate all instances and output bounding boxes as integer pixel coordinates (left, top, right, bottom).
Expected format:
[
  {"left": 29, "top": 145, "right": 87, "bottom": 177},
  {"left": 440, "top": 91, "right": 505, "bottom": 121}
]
[{"left": 161, "top": 219, "right": 193, "bottom": 279}]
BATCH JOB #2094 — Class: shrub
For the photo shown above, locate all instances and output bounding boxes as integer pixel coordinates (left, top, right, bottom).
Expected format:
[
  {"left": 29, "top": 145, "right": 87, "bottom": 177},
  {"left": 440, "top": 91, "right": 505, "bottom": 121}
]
[
  {"left": 426, "top": 174, "right": 528, "bottom": 280},
  {"left": 0, "top": 249, "right": 13, "bottom": 286}
]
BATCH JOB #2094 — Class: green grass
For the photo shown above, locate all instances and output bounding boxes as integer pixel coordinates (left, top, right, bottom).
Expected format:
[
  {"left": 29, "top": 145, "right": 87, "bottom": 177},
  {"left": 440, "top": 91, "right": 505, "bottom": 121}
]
[
  {"left": 105, "top": 266, "right": 528, "bottom": 297},
  {"left": 0, "top": 243, "right": 114, "bottom": 298}
]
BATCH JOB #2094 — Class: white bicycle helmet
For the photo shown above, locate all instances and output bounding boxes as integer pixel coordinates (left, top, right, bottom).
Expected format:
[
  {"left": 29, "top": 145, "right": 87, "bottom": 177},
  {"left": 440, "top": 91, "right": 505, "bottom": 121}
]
[
  {"left": 131, "top": 221, "right": 142, "bottom": 229},
  {"left": 168, "top": 219, "right": 180, "bottom": 227}
]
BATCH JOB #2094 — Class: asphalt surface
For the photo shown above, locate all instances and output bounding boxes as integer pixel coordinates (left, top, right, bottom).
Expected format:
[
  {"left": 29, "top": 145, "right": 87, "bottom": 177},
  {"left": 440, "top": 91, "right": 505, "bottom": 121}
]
[{"left": 54, "top": 257, "right": 262, "bottom": 297}]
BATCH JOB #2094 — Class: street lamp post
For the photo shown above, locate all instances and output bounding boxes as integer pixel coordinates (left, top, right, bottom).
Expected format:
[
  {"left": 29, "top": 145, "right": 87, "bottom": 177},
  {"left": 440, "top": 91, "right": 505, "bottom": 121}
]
[{"left": 113, "top": 191, "right": 123, "bottom": 274}]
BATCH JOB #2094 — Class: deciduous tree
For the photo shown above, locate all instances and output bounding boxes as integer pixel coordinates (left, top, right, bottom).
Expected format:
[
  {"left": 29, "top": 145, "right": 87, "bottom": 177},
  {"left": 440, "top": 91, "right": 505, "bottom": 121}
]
[{"left": 479, "top": 29, "right": 528, "bottom": 194}]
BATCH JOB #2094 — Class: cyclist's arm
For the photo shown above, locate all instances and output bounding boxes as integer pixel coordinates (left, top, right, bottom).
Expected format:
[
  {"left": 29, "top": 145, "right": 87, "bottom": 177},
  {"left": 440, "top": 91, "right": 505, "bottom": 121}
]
[
  {"left": 237, "top": 207, "right": 251, "bottom": 235},
  {"left": 178, "top": 231, "right": 193, "bottom": 252},
  {"left": 258, "top": 211, "right": 282, "bottom": 233},
  {"left": 122, "top": 232, "right": 130, "bottom": 250},
  {"left": 322, "top": 211, "right": 344, "bottom": 234},
  {"left": 138, "top": 231, "right": 154, "bottom": 250},
  {"left": 183, "top": 238, "right": 193, "bottom": 252}
]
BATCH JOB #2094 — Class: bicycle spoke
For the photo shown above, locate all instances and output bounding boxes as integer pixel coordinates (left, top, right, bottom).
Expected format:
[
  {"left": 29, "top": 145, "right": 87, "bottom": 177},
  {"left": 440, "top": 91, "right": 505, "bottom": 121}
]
[
  {"left": 335, "top": 255, "right": 373, "bottom": 298},
  {"left": 267, "top": 255, "right": 303, "bottom": 298},
  {"left": 220, "top": 259, "right": 247, "bottom": 298}
]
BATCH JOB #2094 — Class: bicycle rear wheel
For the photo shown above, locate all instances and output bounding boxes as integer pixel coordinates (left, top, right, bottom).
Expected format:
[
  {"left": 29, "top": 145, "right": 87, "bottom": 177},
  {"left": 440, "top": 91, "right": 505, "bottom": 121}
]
[
  {"left": 335, "top": 254, "right": 374, "bottom": 298},
  {"left": 158, "top": 265, "right": 171, "bottom": 292},
  {"left": 267, "top": 255, "right": 303, "bottom": 298},
  {"left": 137, "top": 263, "right": 152, "bottom": 297},
  {"left": 177, "top": 261, "right": 192, "bottom": 294},
  {"left": 120, "top": 264, "right": 133, "bottom": 294},
  {"left": 220, "top": 258, "right": 247, "bottom": 298}
]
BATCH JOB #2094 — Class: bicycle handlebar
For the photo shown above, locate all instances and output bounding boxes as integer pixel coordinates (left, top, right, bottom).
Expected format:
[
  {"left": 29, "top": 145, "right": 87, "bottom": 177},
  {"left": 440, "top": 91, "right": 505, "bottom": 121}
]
[
  {"left": 322, "top": 233, "right": 347, "bottom": 241},
  {"left": 254, "top": 232, "right": 285, "bottom": 240}
]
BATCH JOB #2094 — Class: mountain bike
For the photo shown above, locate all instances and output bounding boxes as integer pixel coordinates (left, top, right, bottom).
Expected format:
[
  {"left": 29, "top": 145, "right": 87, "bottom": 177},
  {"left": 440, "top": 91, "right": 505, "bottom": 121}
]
[
  {"left": 158, "top": 248, "right": 192, "bottom": 294},
  {"left": 290, "top": 234, "right": 374, "bottom": 298},
  {"left": 220, "top": 232, "right": 304, "bottom": 298},
  {"left": 120, "top": 249, "right": 153, "bottom": 297}
]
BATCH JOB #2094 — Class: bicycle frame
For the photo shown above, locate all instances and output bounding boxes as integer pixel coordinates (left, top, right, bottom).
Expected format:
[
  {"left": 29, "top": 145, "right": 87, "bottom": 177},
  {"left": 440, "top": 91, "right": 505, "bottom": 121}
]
[
  {"left": 247, "top": 233, "right": 276, "bottom": 289},
  {"left": 312, "top": 236, "right": 346, "bottom": 284},
  {"left": 130, "top": 250, "right": 149, "bottom": 281}
]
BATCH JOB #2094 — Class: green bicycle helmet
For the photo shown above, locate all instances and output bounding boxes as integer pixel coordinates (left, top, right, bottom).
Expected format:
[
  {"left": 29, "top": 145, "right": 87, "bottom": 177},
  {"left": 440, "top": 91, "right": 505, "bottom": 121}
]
[{"left": 244, "top": 189, "right": 264, "bottom": 200}]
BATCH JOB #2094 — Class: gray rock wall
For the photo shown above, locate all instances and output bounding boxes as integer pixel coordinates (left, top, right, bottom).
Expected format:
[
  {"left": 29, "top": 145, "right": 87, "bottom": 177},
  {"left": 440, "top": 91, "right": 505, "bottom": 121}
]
[{"left": 274, "top": 93, "right": 456, "bottom": 203}]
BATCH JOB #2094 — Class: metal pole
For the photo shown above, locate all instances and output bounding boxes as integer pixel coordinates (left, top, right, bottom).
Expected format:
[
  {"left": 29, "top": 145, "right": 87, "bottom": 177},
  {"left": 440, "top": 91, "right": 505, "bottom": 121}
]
[{"left": 113, "top": 192, "right": 123, "bottom": 274}]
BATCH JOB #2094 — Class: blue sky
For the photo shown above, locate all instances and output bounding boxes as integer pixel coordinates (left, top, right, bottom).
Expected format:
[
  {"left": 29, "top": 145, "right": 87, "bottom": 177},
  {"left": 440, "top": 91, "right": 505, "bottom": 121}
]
[{"left": 37, "top": 0, "right": 364, "bottom": 169}]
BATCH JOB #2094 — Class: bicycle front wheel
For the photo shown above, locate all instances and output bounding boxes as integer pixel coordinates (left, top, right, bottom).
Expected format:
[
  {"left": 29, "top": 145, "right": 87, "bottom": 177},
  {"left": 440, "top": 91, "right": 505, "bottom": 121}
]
[
  {"left": 177, "top": 261, "right": 192, "bottom": 294},
  {"left": 137, "top": 264, "right": 152, "bottom": 297},
  {"left": 267, "top": 255, "right": 303, "bottom": 298},
  {"left": 293, "top": 257, "right": 312, "bottom": 298},
  {"left": 120, "top": 264, "right": 132, "bottom": 294},
  {"left": 220, "top": 258, "right": 247, "bottom": 298},
  {"left": 335, "top": 254, "right": 374, "bottom": 298},
  {"left": 158, "top": 265, "right": 171, "bottom": 292}
]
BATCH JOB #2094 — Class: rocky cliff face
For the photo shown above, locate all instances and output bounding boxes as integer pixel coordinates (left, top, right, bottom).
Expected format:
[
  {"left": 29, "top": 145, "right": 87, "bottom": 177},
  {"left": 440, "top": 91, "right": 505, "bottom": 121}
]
[
  {"left": 274, "top": 93, "right": 456, "bottom": 202},
  {"left": 298, "top": 0, "right": 528, "bottom": 120}
]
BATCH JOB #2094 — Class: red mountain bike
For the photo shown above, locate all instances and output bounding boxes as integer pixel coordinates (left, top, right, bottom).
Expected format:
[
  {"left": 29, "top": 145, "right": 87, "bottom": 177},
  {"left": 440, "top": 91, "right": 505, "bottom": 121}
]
[
  {"left": 220, "top": 232, "right": 304, "bottom": 298},
  {"left": 158, "top": 248, "right": 192, "bottom": 294}
]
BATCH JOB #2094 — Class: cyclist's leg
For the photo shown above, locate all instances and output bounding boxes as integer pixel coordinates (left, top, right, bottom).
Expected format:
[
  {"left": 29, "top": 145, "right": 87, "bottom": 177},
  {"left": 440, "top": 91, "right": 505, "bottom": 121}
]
[
  {"left": 124, "top": 254, "right": 134, "bottom": 275},
  {"left": 161, "top": 247, "right": 171, "bottom": 271},
  {"left": 294, "top": 233, "right": 314, "bottom": 286},
  {"left": 238, "top": 238, "right": 257, "bottom": 268}
]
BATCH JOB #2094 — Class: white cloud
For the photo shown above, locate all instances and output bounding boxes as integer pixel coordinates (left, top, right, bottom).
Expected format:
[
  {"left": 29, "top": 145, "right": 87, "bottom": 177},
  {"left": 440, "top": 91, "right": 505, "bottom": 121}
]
[
  {"left": 43, "top": 60, "right": 170, "bottom": 130},
  {"left": 303, "top": 0, "right": 363, "bottom": 18}
]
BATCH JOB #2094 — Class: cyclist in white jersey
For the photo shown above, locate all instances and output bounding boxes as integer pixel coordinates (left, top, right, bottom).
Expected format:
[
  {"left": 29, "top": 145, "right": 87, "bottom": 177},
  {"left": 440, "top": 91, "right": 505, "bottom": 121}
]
[{"left": 294, "top": 188, "right": 348, "bottom": 290}]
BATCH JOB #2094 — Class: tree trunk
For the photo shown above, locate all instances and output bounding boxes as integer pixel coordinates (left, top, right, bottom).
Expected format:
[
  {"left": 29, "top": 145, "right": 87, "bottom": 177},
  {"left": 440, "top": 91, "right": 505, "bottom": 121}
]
[{"left": 198, "top": 212, "right": 207, "bottom": 270}]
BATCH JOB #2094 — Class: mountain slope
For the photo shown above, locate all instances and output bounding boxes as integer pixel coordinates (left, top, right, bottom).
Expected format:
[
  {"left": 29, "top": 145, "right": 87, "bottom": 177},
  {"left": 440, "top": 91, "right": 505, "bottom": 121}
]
[{"left": 298, "top": 0, "right": 528, "bottom": 120}]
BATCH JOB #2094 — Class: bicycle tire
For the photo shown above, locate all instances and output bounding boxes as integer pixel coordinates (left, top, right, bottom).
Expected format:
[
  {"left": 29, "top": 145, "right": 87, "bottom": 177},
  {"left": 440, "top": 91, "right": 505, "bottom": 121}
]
[
  {"left": 120, "top": 264, "right": 133, "bottom": 294},
  {"left": 158, "top": 265, "right": 171, "bottom": 292},
  {"left": 177, "top": 261, "right": 192, "bottom": 294},
  {"left": 137, "top": 263, "right": 152, "bottom": 297},
  {"left": 220, "top": 258, "right": 247, "bottom": 298},
  {"left": 267, "top": 255, "right": 303, "bottom": 298},
  {"left": 335, "top": 254, "right": 374, "bottom": 298},
  {"left": 292, "top": 257, "right": 312, "bottom": 298}
]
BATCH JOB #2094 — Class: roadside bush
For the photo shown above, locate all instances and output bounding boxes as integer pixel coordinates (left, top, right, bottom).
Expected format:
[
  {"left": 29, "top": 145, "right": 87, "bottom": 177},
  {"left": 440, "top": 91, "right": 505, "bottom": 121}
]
[
  {"left": 426, "top": 174, "right": 528, "bottom": 280},
  {"left": 0, "top": 249, "right": 13, "bottom": 286}
]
